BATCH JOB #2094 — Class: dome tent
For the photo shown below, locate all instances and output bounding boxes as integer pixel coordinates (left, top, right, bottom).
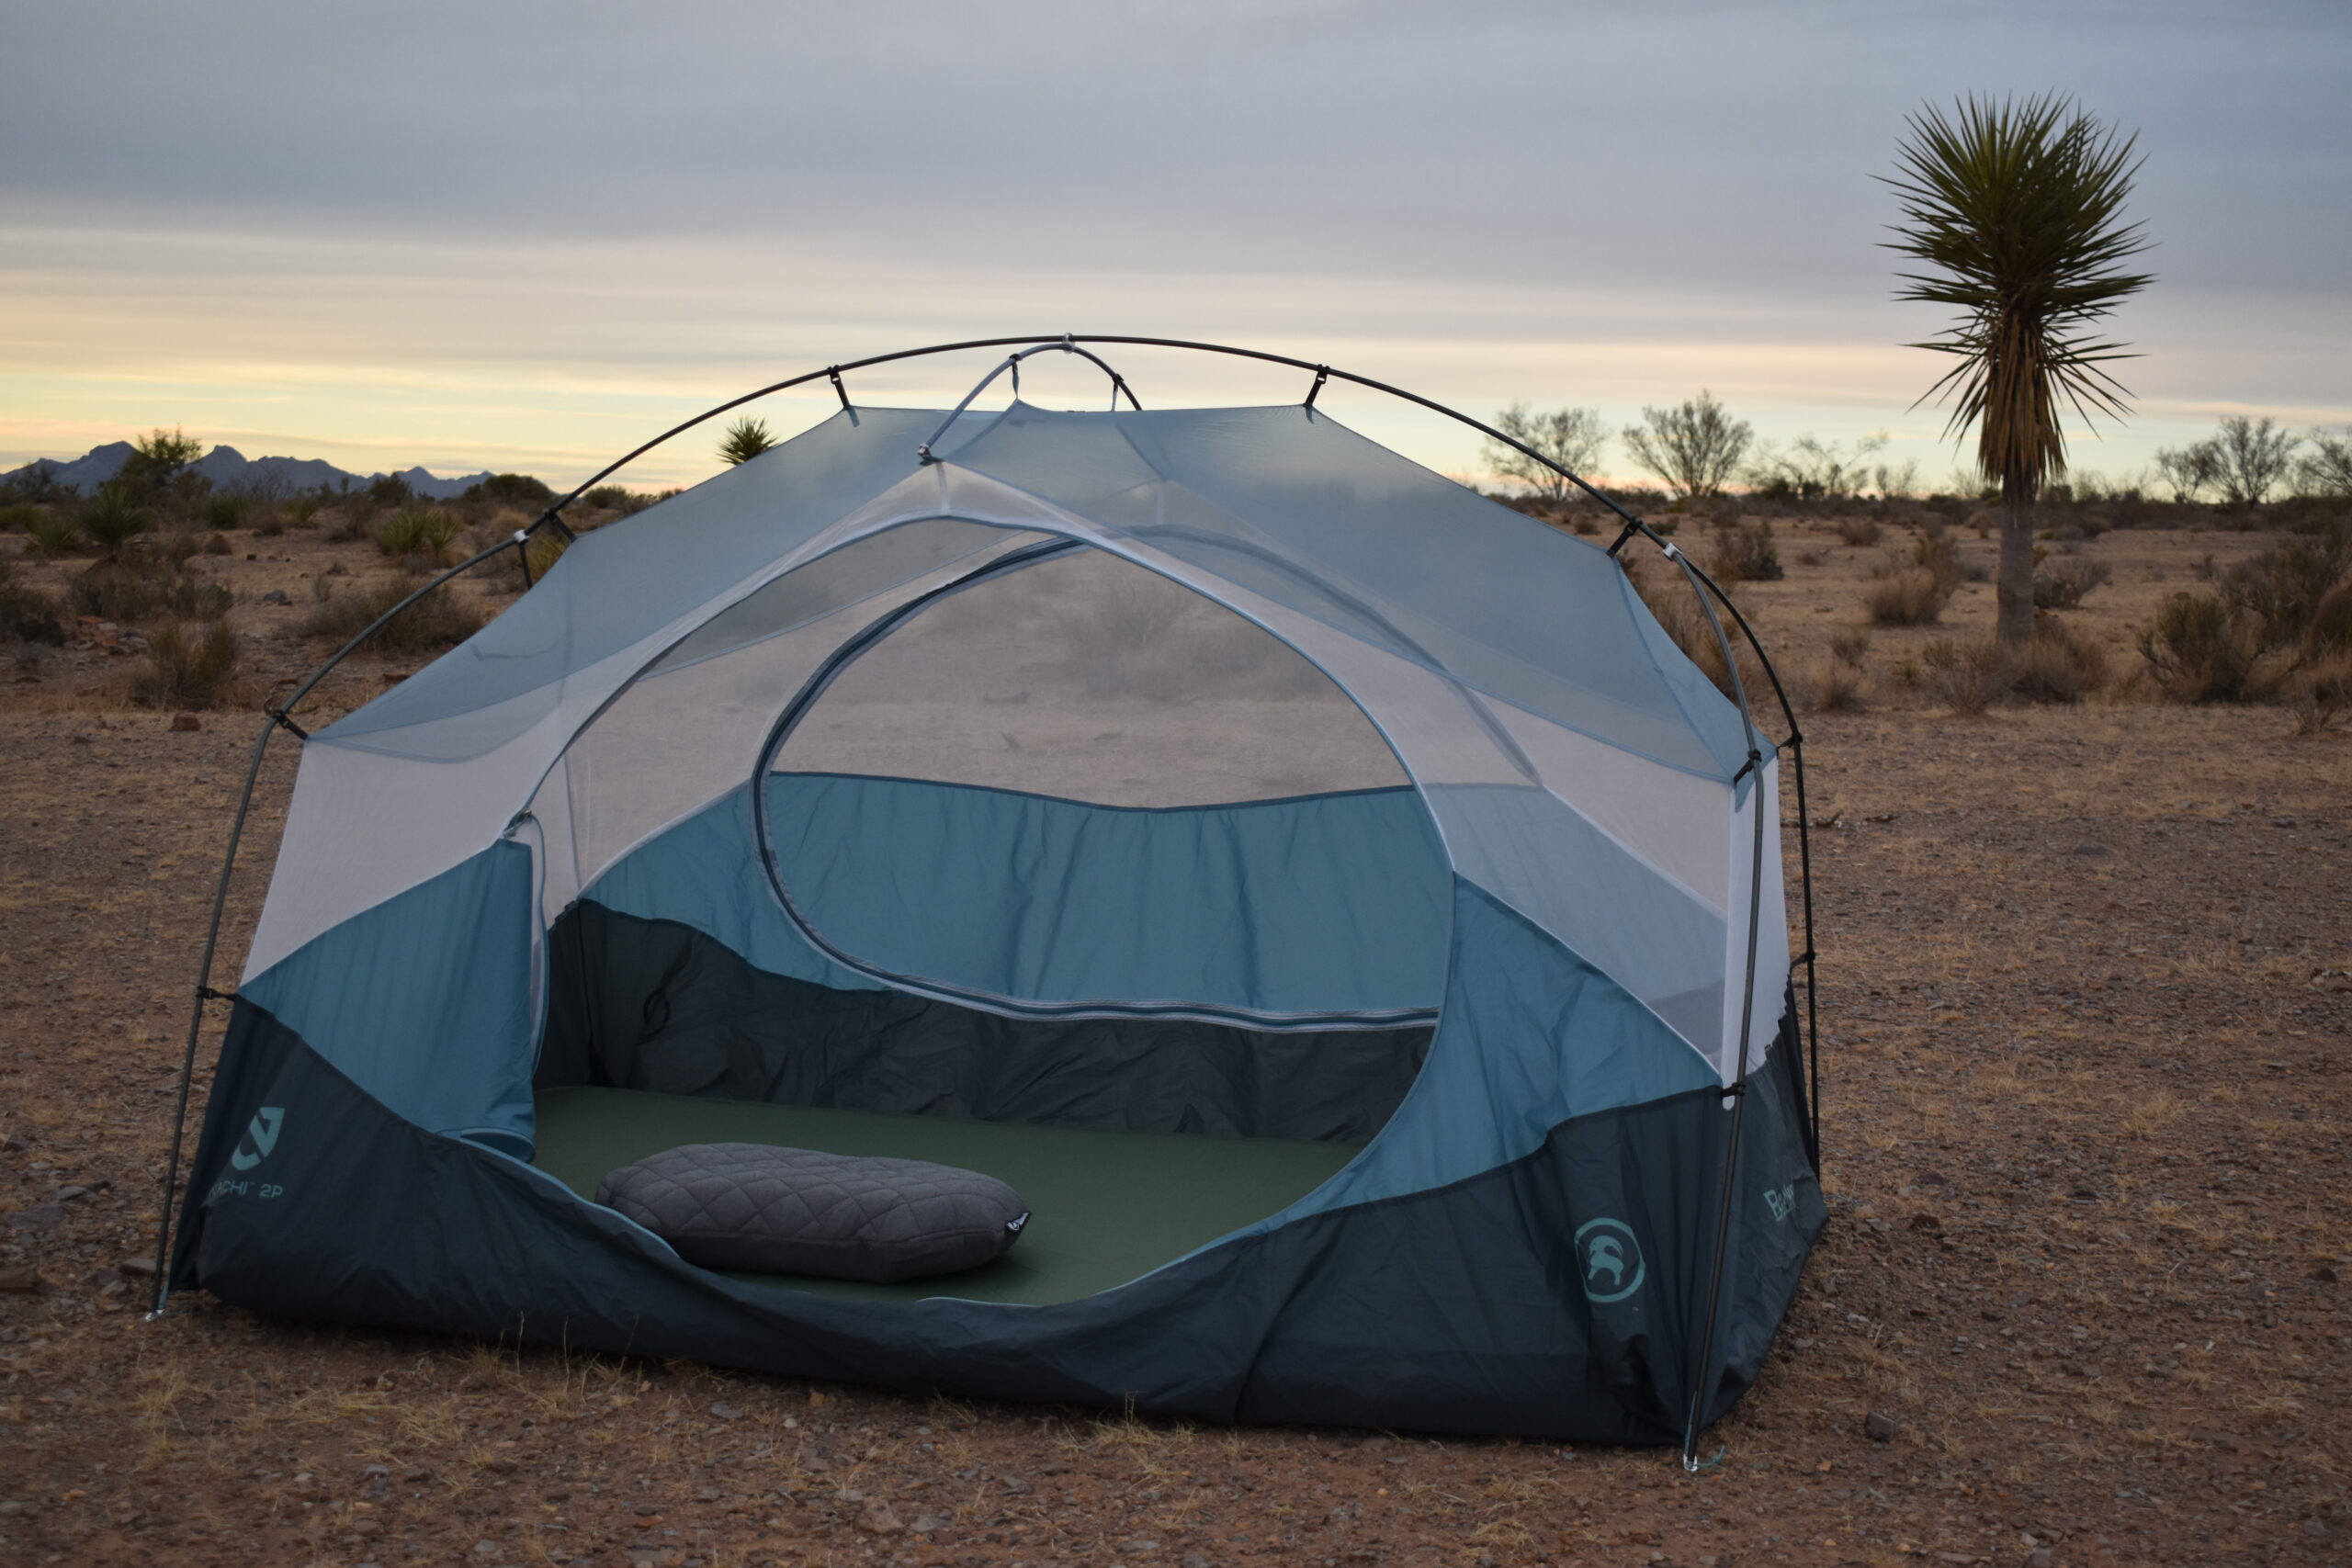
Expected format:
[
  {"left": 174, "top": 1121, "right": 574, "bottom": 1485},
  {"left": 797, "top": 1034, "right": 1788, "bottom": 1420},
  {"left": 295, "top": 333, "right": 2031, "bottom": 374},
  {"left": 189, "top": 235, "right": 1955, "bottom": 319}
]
[{"left": 155, "top": 338, "right": 1825, "bottom": 1455}]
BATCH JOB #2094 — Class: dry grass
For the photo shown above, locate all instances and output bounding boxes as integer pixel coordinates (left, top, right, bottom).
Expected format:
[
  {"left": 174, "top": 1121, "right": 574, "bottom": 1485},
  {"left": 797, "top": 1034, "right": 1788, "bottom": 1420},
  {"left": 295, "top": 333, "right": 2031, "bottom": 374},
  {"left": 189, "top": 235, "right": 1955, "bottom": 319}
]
[
  {"left": 301, "top": 573, "right": 485, "bottom": 654},
  {"left": 128, "top": 620, "right": 244, "bottom": 710},
  {"left": 1865, "top": 570, "right": 1953, "bottom": 626}
]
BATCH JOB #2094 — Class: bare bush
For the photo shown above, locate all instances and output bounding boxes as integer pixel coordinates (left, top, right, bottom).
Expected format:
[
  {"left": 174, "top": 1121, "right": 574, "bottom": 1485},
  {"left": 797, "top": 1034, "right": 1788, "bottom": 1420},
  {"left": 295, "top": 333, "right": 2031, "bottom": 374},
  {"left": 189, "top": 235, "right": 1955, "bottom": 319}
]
[
  {"left": 300, "top": 575, "right": 484, "bottom": 654},
  {"left": 2137, "top": 592, "right": 2267, "bottom": 702},
  {"left": 1805, "top": 659, "right": 1866, "bottom": 712},
  {"left": 1834, "top": 516, "right": 1883, "bottom": 547},
  {"left": 1865, "top": 571, "right": 1952, "bottom": 626},
  {"left": 1922, "top": 637, "right": 2009, "bottom": 714},
  {"left": 130, "top": 620, "right": 243, "bottom": 709},
  {"left": 2033, "top": 554, "right": 2112, "bottom": 609},
  {"left": 0, "top": 559, "right": 66, "bottom": 644},
  {"left": 2009, "top": 620, "right": 2109, "bottom": 703},
  {"left": 1828, "top": 626, "right": 1871, "bottom": 667},
  {"left": 1707, "top": 518, "right": 1781, "bottom": 585}
]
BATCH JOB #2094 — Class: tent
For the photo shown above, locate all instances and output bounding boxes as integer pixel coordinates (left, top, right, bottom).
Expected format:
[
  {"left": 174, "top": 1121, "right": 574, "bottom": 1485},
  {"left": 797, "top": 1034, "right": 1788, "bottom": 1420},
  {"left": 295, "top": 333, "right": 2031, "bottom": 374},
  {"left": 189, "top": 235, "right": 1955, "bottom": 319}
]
[{"left": 158, "top": 339, "right": 1825, "bottom": 1453}]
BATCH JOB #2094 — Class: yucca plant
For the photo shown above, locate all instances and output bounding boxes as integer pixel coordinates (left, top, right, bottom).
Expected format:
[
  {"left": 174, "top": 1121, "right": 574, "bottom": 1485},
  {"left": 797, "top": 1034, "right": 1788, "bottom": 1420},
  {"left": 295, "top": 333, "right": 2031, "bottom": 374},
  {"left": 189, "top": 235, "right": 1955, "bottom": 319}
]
[
  {"left": 718, "top": 415, "right": 777, "bottom": 467},
  {"left": 1883, "top": 94, "right": 2153, "bottom": 645},
  {"left": 79, "top": 479, "right": 155, "bottom": 560}
]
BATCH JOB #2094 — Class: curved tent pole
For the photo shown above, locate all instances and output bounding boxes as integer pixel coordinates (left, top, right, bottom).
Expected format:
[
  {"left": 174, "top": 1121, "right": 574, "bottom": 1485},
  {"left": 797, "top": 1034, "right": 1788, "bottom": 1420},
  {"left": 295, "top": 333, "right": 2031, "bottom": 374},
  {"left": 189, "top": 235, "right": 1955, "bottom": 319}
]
[
  {"left": 147, "top": 337, "right": 1823, "bottom": 1465},
  {"left": 144, "top": 530, "right": 537, "bottom": 1317},
  {"left": 917, "top": 341, "right": 1143, "bottom": 462}
]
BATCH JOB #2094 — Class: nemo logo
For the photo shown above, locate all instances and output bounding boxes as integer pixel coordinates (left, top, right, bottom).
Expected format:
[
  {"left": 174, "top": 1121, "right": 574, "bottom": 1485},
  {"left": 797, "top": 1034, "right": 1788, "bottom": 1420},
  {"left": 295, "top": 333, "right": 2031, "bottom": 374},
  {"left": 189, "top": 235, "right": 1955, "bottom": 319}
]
[{"left": 230, "top": 1107, "right": 285, "bottom": 1171}]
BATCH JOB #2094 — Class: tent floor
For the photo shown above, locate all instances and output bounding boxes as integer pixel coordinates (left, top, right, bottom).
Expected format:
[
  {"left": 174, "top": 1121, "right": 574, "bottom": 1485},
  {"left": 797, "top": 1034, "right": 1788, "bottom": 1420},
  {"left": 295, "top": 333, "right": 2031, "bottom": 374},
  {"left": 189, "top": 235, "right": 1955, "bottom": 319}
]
[{"left": 531, "top": 1087, "right": 1363, "bottom": 1305}]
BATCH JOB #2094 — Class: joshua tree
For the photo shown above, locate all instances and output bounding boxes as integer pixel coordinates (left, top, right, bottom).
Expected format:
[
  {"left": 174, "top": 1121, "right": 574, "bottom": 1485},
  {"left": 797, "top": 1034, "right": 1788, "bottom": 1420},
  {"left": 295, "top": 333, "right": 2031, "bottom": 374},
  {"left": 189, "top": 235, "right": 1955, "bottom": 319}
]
[
  {"left": 718, "top": 416, "right": 778, "bottom": 468},
  {"left": 1883, "top": 94, "right": 2153, "bottom": 645},
  {"left": 1485, "top": 403, "right": 1609, "bottom": 505},
  {"left": 1622, "top": 390, "right": 1753, "bottom": 499}
]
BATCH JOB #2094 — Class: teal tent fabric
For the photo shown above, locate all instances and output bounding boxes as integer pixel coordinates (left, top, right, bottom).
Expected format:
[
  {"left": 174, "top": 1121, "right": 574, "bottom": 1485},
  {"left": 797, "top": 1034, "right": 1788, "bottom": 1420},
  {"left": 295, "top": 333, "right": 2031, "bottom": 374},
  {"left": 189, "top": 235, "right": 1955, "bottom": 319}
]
[
  {"left": 239, "top": 840, "right": 537, "bottom": 1154},
  {"left": 763, "top": 773, "right": 1451, "bottom": 1022}
]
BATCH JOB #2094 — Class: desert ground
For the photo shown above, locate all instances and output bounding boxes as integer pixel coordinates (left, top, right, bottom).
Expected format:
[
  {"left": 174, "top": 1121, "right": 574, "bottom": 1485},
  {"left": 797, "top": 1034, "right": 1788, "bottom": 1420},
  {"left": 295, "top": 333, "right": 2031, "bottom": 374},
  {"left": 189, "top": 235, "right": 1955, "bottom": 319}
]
[{"left": 1, "top": 495, "right": 2347, "bottom": 1568}]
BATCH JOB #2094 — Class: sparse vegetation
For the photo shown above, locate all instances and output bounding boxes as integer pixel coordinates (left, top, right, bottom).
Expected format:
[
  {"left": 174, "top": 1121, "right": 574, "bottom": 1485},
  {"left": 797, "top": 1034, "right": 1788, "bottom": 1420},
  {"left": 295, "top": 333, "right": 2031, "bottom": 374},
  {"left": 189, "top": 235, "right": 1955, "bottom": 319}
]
[
  {"left": 301, "top": 573, "right": 485, "bottom": 653},
  {"left": 1834, "top": 515, "right": 1883, "bottom": 547},
  {"left": 1623, "top": 390, "right": 1753, "bottom": 499},
  {"left": 1485, "top": 403, "right": 1609, "bottom": 503},
  {"left": 718, "top": 416, "right": 779, "bottom": 468},
  {"left": 66, "top": 556, "right": 233, "bottom": 626},
  {"left": 24, "top": 509, "right": 84, "bottom": 558},
  {"left": 2032, "top": 552, "right": 2111, "bottom": 609},
  {"left": 1706, "top": 517, "right": 1782, "bottom": 585},
  {"left": 0, "top": 558, "right": 66, "bottom": 644},
  {"left": 1864, "top": 569, "right": 1952, "bottom": 626},
  {"left": 376, "top": 507, "right": 462, "bottom": 567},
  {"left": 2137, "top": 523, "right": 2352, "bottom": 702},
  {"left": 79, "top": 480, "right": 154, "bottom": 559},
  {"left": 130, "top": 619, "right": 243, "bottom": 709}
]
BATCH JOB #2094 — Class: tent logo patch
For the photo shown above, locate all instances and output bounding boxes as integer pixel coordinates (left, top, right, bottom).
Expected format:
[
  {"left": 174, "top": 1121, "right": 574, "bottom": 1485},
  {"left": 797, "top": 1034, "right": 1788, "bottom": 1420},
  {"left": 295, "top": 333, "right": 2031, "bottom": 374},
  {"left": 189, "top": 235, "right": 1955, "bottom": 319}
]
[
  {"left": 1763, "top": 1183, "right": 1797, "bottom": 1223},
  {"left": 1575, "top": 1217, "right": 1645, "bottom": 1303},
  {"left": 230, "top": 1107, "right": 286, "bottom": 1172}
]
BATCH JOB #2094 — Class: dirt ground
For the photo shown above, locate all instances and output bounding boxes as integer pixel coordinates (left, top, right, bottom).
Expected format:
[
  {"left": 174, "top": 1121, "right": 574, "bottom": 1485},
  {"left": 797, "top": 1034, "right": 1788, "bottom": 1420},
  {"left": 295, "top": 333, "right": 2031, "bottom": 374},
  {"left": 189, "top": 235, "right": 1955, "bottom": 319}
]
[{"left": 1, "top": 506, "right": 2347, "bottom": 1568}]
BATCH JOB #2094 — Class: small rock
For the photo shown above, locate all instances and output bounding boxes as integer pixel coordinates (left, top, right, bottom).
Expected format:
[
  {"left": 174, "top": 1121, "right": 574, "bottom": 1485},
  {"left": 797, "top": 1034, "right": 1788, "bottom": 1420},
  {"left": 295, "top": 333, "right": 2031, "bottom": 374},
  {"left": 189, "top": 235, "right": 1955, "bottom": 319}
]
[
  {"left": 260, "top": 590, "right": 291, "bottom": 606},
  {"left": 1863, "top": 1411, "right": 1898, "bottom": 1441},
  {"left": 632, "top": 1505, "right": 660, "bottom": 1517},
  {"left": 2069, "top": 1187, "right": 2098, "bottom": 1201},
  {"left": 359, "top": 1464, "right": 390, "bottom": 1479},
  {"left": 170, "top": 714, "right": 202, "bottom": 732},
  {"left": 910, "top": 1513, "right": 949, "bottom": 1532},
  {"left": 119, "top": 1257, "right": 156, "bottom": 1279},
  {"left": 0, "top": 1269, "right": 41, "bottom": 1293},
  {"left": 2305, "top": 1518, "right": 2329, "bottom": 1537},
  {"left": 2272, "top": 817, "right": 2296, "bottom": 828},
  {"left": 484, "top": 1456, "right": 519, "bottom": 1474},
  {"left": 2029, "top": 1551, "right": 2054, "bottom": 1568},
  {"left": 709, "top": 1402, "right": 742, "bottom": 1420},
  {"left": 2071, "top": 840, "right": 2109, "bottom": 857},
  {"left": 55, "top": 1185, "right": 88, "bottom": 1201},
  {"left": 1906, "top": 1212, "right": 1943, "bottom": 1235},
  {"left": 859, "top": 1501, "right": 904, "bottom": 1535},
  {"left": 4, "top": 1202, "right": 63, "bottom": 1232},
  {"left": 2310, "top": 1265, "right": 2338, "bottom": 1283}
]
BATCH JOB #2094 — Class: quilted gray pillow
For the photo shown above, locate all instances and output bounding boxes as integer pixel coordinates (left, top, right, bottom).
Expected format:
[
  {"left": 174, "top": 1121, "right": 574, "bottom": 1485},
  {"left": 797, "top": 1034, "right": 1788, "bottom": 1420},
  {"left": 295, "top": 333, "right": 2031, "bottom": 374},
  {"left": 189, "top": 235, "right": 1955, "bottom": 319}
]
[{"left": 595, "top": 1143, "right": 1030, "bottom": 1282}]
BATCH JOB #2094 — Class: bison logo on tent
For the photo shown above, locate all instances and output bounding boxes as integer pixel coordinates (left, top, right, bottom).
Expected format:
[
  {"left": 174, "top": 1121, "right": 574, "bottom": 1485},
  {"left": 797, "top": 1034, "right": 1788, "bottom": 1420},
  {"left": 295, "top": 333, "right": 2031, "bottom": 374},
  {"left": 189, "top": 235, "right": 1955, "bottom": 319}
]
[{"left": 1575, "top": 1217, "right": 1646, "bottom": 1303}]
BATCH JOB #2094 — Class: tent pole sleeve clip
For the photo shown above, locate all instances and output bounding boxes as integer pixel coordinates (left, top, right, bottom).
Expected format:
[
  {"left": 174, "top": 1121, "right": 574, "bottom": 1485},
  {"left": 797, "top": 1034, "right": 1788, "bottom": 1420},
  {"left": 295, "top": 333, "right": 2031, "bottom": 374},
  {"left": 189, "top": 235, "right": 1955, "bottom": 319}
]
[
  {"left": 266, "top": 707, "right": 309, "bottom": 741},
  {"left": 829, "top": 367, "right": 850, "bottom": 411},
  {"left": 1606, "top": 519, "right": 1643, "bottom": 557},
  {"left": 1303, "top": 366, "right": 1329, "bottom": 410},
  {"left": 196, "top": 985, "right": 233, "bottom": 1002}
]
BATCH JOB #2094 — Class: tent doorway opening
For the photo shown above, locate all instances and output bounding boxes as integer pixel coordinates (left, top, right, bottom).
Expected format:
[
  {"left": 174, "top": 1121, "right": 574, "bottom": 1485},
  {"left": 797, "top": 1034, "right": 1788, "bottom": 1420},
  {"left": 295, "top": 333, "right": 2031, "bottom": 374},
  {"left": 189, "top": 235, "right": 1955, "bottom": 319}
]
[{"left": 528, "top": 528, "right": 1454, "bottom": 1303}]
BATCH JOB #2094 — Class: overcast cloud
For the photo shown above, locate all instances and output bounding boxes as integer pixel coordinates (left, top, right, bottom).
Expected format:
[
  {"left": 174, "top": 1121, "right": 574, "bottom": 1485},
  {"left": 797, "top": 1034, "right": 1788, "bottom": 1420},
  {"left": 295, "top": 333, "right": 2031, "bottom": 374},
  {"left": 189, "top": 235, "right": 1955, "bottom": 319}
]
[{"left": 4, "top": 0, "right": 2346, "bottom": 486}]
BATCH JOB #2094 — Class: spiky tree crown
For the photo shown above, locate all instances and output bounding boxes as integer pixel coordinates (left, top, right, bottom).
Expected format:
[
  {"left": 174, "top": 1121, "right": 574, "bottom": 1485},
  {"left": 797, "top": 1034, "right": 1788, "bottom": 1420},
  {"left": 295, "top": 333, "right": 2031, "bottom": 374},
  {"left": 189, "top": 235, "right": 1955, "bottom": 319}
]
[{"left": 1883, "top": 94, "right": 2153, "bottom": 498}]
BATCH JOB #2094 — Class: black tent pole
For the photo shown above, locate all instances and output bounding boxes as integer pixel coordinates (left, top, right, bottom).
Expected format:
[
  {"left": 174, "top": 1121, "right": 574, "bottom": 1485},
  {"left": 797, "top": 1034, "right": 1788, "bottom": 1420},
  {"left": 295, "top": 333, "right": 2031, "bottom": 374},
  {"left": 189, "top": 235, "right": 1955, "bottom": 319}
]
[{"left": 143, "top": 531, "right": 540, "bottom": 1317}]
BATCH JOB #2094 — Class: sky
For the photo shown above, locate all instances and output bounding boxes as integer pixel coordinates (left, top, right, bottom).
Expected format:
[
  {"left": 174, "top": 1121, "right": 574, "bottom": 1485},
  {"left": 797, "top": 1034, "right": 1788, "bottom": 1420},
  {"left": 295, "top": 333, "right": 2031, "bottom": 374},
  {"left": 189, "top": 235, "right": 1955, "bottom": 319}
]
[{"left": 3, "top": 0, "right": 2346, "bottom": 492}]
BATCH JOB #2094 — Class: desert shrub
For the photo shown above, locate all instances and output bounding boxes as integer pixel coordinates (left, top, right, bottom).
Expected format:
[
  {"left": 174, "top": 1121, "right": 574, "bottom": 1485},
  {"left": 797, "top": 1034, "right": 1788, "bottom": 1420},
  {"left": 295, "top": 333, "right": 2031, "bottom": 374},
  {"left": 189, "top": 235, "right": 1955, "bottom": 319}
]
[
  {"left": 130, "top": 620, "right": 243, "bottom": 710},
  {"left": 201, "top": 493, "right": 251, "bottom": 530},
  {"left": 2309, "top": 588, "right": 2352, "bottom": 656},
  {"left": 202, "top": 534, "right": 232, "bottom": 556},
  {"left": 1834, "top": 515, "right": 1883, "bottom": 547},
  {"left": 2137, "top": 592, "right": 2265, "bottom": 703},
  {"left": 156, "top": 531, "right": 202, "bottom": 568},
  {"left": 67, "top": 558, "right": 233, "bottom": 625},
  {"left": 25, "top": 510, "right": 84, "bottom": 558},
  {"left": 285, "top": 494, "right": 325, "bottom": 528},
  {"left": 0, "top": 559, "right": 66, "bottom": 644},
  {"left": 464, "top": 472, "right": 555, "bottom": 507},
  {"left": 2009, "top": 621, "right": 2109, "bottom": 703},
  {"left": 1707, "top": 518, "right": 1781, "bottom": 585},
  {"left": 0, "top": 502, "right": 39, "bottom": 533},
  {"left": 1625, "top": 555, "right": 1764, "bottom": 704},
  {"left": 1922, "top": 637, "right": 2010, "bottom": 714},
  {"left": 80, "top": 481, "right": 154, "bottom": 559},
  {"left": 376, "top": 507, "right": 462, "bottom": 567},
  {"left": 2216, "top": 524, "right": 2352, "bottom": 650},
  {"left": 253, "top": 507, "right": 287, "bottom": 537},
  {"left": 2033, "top": 554, "right": 2112, "bottom": 609},
  {"left": 1805, "top": 659, "right": 1866, "bottom": 712},
  {"left": 1911, "top": 529, "right": 1963, "bottom": 589},
  {"left": 301, "top": 574, "right": 484, "bottom": 654},
  {"left": 1865, "top": 570, "right": 1952, "bottom": 626},
  {"left": 2283, "top": 657, "right": 2352, "bottom": 735},
  {"left": 1828, "top": 625, "right": 1871, "bottom": 667}
]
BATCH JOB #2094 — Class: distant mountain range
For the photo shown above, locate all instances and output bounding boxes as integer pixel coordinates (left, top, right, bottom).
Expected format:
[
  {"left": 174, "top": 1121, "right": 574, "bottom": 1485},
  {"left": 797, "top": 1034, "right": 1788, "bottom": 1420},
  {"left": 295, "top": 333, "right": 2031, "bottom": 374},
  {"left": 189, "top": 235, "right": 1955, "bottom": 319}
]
[{"left": 5, "top": 441, "right": 504, "bottom": 502}]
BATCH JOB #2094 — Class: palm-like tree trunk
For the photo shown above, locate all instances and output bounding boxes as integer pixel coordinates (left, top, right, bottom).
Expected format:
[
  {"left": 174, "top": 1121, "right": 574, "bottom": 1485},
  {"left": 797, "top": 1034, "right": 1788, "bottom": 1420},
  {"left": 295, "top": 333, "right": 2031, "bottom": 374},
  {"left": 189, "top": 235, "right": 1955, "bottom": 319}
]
[{"left": 1996, "top": 484, "right": 2037, "bottom": 645}]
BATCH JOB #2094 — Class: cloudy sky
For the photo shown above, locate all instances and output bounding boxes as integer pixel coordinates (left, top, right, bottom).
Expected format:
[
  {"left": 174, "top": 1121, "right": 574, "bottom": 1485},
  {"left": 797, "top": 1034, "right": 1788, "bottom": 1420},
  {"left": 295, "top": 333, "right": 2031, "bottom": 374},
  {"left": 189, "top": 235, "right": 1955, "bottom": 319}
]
[{"left": 4, "top": 0, "right": 2346, "bottom": 490}]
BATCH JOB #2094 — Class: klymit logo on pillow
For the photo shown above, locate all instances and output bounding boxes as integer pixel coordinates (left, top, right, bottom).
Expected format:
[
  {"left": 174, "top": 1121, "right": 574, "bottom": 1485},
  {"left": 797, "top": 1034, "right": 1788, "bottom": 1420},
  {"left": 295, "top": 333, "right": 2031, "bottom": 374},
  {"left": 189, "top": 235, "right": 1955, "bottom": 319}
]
[{"left": 1005, "top": 1212, "right": 1030, "bottom": 1234}]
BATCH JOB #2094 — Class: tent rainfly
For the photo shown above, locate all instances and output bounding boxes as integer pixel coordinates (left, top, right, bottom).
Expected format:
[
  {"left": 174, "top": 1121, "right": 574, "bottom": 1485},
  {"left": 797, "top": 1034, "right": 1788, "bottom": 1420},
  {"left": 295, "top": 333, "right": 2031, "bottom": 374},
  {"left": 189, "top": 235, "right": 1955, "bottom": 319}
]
[{"left": 155, "top": 338, "right": 1825, "bottom": 1458}]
